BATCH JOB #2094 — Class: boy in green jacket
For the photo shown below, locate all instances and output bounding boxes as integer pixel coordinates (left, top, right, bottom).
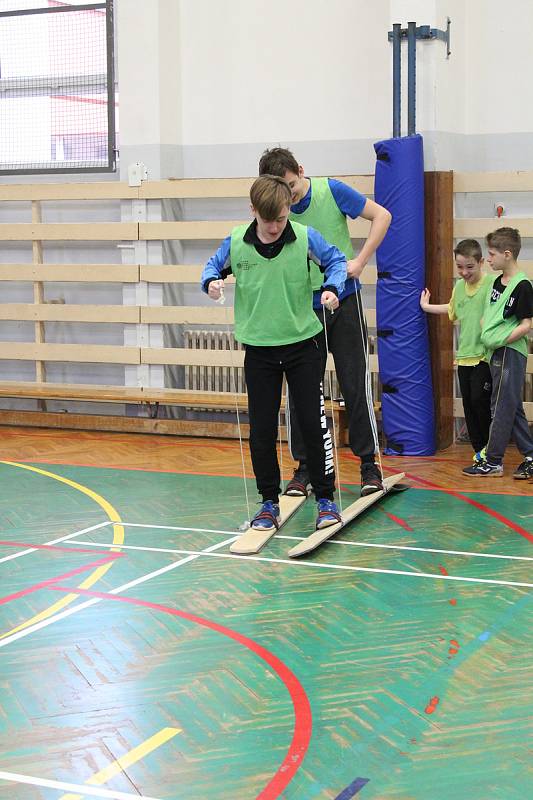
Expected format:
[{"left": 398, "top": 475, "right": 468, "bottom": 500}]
[
  {"left": 202, "top": 175, "right": 347, "bottom": 529},
  {"left": 463, "top": 228, "right": 533, "bottom": 478}
]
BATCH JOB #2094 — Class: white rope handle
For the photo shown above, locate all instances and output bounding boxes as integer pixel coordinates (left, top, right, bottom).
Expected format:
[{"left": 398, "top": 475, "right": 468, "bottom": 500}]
[
  {"left": 352, "top": 273, "right": 383, "bottom": 479},
  {"left": 217, "top": 282, "right": 252, "bottom": 525},
  {"left": 322, "top": 304, "right": 344, "bottom": 515}
]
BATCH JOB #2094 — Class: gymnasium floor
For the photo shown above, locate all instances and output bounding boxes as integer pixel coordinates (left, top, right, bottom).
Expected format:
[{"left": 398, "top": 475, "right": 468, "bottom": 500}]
[{"left": 0, "top": 427, "right": 531, "bottom": 800}]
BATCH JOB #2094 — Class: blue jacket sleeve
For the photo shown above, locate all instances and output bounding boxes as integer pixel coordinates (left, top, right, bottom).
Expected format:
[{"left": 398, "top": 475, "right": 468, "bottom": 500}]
[
  {"left": 328, "top": 178, "right": 367, "bottom": 218},
  {"left": 201, "top": 236, "right": 232, "bottom": 293},
  {"left": 307, "top": 226, "right": 346, "bottom": 295}
]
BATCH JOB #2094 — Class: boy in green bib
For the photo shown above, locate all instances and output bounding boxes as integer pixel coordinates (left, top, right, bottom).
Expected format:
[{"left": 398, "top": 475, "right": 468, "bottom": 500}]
[
  {"left": 202, "top": 175, "right": 348, "bottom": 530},
  {"left": 258, "top": 147, "right": 391, "bottom": 497},
  {"left": 462, "top": 228, "right": 533, "bottom": 478},
  {"left": 420, "top": 239, "right": 492, "bottom": 462}
]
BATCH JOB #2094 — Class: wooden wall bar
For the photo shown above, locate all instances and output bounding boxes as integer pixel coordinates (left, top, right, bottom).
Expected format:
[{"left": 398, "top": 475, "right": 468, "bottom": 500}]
[
  {"left": 0, "top": 172, "right": 531, "bottom": 440},
  {"left": 425, "top": 171, "right": 454, "bottom": 449}
]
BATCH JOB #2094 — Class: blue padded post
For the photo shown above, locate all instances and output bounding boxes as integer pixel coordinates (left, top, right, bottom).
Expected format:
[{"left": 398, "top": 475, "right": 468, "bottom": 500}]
[{"left": 373, "top": 134, "right": 436, "bottom": 455}]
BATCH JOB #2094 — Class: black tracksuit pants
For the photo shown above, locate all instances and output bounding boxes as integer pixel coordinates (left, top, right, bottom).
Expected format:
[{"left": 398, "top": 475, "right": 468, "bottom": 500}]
[
  {"left": 244, "top": 336, "right": 335, "bottom": 503},
  {"left": 287, "top": 292, "right": 379, "bottom": 464},
  {"left": 457, "top": 361, "right": 492, "bottom": 453}
]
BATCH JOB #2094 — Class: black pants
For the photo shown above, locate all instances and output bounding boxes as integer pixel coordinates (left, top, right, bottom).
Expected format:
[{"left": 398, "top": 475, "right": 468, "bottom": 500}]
[
  {"left": 287, "top": 292, "right": 379, "bottom": 463},
  {"left": 457, "top": 361, "right": 492, "bottom": 453},
  {"left": 244, "top": 337, "right": 335, "bottom": 503}
]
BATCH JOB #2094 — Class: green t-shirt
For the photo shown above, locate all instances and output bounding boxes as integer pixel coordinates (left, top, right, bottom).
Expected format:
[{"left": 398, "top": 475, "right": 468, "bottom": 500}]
[
  {"left": 449, "top": 273, "right": 490, "bottom": 364},
  {"left": 229, "top": 222, "right": 322, "bottom": 346}
]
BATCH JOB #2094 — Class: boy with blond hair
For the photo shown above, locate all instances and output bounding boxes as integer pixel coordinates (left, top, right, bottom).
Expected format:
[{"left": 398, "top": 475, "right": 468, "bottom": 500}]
[
  {"left": 202, "top": 175, "right": 348, "bottom": 529},
  {"left": 463, "top": 227, "right": 533, "bottom": 478}
]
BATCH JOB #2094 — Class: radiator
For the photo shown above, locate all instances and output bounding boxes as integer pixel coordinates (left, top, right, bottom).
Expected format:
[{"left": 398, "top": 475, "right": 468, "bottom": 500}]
[
  {"left": 183, "top": 328, "right": 380, "bottom": 402},
  {"left": 183, "top": 329, "right": 246, "bottom": 393}
]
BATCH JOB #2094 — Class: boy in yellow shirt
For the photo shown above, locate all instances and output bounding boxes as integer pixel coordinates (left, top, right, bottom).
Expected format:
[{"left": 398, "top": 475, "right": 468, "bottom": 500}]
[{"left": 420, "top": 239, "right": 491, "bottom": 462}]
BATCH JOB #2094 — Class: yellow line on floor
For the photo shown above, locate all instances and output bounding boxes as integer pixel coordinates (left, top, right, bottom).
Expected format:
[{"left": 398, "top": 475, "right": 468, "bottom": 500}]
[
  {"left": 0, "top": 461, "right": 124, "bottom": 639},
  {"left": 58, "top": 727, "right": 182, "bottom": 800}
]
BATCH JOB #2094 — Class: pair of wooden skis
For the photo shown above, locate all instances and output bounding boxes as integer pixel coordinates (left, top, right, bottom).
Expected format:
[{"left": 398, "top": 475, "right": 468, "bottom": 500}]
[{"left": 230, "top": 472, "right": 406, "bottom": 557}]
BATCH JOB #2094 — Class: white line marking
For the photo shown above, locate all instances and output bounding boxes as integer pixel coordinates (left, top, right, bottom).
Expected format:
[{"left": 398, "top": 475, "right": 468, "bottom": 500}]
[
  {"left": 101, "top": 524, "right": 533, "bottom": 563},
  {"left": 72, "top": 541, "right": 533, "bottom": 589},
  {"left": 120, "top": 522, "right": 238, "bottom": 535},
  {"left": 110, "top": 515, "right": 533, "bottom": 561},
  {"left": 0, "top": 535, "right": 237, "bottom": 650},
  {"left": 0, "top": 521, "right": 111, "bottom": 565},
  {"left": 0, "top": 769, "right": 163, "bottom": 800},
  {"left": 74, "top": 538, "right": 533, "bottom": 564},
  {"left": 276, "top": 535, "right": 533, "bottom": 562}
]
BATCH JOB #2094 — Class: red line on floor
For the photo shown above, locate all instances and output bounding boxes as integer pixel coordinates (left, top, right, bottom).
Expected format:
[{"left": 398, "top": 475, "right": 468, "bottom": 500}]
[
  {"left": 400, "top": 471, "right": 533, "bottom": 544},
  {"left": 1, "top": 456, "right": 256, "bottom": 479},
  {"left": 48, "top": 584, "right": 312, "bottom": 800},
  {"left": 384, "top": 512, "right": 413, "bottom": 532},
  {"left": 0, "top": 554, "right": 122, "bottom": 607},
  {"left": 0, "top": 540, "right": 113, "bottom": 554}
]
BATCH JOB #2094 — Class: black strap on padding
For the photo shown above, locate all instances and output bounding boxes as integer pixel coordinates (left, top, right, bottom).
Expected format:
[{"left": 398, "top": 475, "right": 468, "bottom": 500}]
[
  {"left": 377, "top": 329, "right": 394, "bottom": 338},
  {"left": 381, "top": 383, "right": 398, "bottom": 394},
  {"left": 376, "top": 152, "right": 390, "bottom": 161},
  {"left": 377, "top": 270, "right": 391, "bottom": 279},
  {"left": 386, "top": 440, "right": 404, "bottom": 454}
]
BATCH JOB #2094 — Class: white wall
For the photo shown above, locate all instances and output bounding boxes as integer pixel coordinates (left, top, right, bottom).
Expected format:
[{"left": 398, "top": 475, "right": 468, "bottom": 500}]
[
  {"left": 466, "top": 0, "right": 533, "bottom": 135},
  {"left": 180, "top": 0, "right": 390, "bottom": 145}
]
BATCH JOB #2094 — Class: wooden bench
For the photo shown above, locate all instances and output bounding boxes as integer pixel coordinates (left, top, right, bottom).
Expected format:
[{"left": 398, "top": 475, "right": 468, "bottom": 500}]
[{"left": 0, "top": 381, "right": 351, "bottom": 442}]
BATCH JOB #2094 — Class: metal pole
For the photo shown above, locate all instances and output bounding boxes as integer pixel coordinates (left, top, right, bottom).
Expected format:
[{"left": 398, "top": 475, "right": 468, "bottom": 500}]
[
  {"left": 106, "top": 0, "right": 116, "bottom": 171},
  {"left": 392, "top": 23, "right": 401, "bottom": 138},
  {"left": 407, "top": 21, "right": 416, "bottom": 135}
]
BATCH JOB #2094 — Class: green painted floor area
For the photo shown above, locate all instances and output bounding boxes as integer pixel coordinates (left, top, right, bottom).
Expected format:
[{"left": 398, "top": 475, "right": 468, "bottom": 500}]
[{"left": 0, "top": 461, "right": 531, "bottom": 799}]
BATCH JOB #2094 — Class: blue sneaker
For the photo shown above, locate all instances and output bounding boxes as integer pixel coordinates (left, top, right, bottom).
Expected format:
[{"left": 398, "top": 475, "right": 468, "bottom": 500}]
[
  {"left": 251, "top": 501, "right": 280, "bottom": 531},
  {"left": 315, "top": 498, "right": 342, "bottom": 530}
]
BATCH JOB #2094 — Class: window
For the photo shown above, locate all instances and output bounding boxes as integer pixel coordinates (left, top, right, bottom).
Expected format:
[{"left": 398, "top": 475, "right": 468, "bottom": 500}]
[{"left": 0, "top": 0, "right": 116, "bottom": 173}]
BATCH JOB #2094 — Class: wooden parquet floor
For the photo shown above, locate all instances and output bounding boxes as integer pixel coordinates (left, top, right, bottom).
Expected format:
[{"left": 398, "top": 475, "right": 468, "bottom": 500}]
[
  {"left": 1, "top": 425, "right": 531, "bottom": 495},
  {"left": 0, "top": 426, "right": 531, "bottom": 800}
]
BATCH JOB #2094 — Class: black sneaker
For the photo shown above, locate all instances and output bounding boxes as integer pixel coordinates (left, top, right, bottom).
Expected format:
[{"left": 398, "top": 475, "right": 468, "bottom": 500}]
[
  {"left": 284, "top": 465, "right": 310, "bottom": 497},
  {"left": 512, "top": 458, "right": 533, "bottom": 480},
  {"left": 361, "top": 463, "right": 383, "bottom": 497}
]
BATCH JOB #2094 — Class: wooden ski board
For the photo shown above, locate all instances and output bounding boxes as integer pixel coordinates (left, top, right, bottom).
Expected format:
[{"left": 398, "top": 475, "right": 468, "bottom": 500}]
[
  {"left": 287, "top": 472, "right": 406, "bottom": 558},
  {"left": 230, "top": 493, "right": 308, "bottom": 555}
]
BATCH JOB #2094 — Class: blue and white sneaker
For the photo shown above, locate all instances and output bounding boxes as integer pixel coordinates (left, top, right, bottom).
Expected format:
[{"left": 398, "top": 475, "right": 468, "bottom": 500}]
[
  {"left": 315, "top": 498, "right": 342, "bottom": 530},
  {"left": 251, "top": 501, "right": 280, "bottom": 531},
  {"left": 462, "top": 460, "right": 503, "bottom": 477}
]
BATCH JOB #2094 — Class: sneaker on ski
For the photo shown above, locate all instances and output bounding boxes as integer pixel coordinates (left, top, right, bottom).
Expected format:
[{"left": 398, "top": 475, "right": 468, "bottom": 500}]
[
  {"left": 284, "top": 465, "right": 310, "bottom": 497},
  {"left": 360, "top": 463, "right": 384, "bottom": 496},
  {"left": 315, "top": 498, "right": 342, "bottom": 530},
  {"left": 251, "top": 501, "right": 280, "bottom": 531}
]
